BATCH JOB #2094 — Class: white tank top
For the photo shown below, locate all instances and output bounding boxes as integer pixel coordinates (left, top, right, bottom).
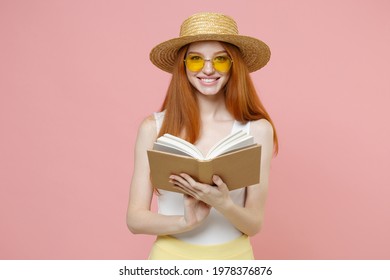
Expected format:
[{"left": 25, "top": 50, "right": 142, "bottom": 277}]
[{"left": 154, "top": 111, "right": 251, "bottom": 245}]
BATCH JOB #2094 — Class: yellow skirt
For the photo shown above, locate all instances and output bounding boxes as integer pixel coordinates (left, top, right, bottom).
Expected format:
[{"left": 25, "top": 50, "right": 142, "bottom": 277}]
[{"left": 148, "top": 235, "right": 254, "bottom": 260}]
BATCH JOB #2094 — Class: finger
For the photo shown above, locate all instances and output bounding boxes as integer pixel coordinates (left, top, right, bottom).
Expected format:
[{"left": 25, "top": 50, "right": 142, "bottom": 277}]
[
  {"left": 212, "top": 175, "right": 229, "bottom": 192},
  {"left": 172, "top": 186, "right": 192, "bottom": 196},
  {"left": 183, "top": 193, "right": 195, "bottom": 201},
  {"left": 173, "top": 183, "right": 199, "bottom": 199},
  {"left": 178, "top": 173, "right": 197, "bottom": 186},
  {"left": 179, "top": 173, "right": 207, "bottom": 191},
  {"left": 171, "top": 176, "right": 201, "bottom": 198},
  {"left": 170, "top": 175, "right": 192, "bottom": 188}
]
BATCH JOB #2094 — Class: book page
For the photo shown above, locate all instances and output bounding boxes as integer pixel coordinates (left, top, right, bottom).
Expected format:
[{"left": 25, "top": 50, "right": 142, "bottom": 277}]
[
  {"left": 205, "top": 130, "right": 254, "bottom": 159},
  {"left": 153, "top": 131, "right": 254, "bottom": 160},
  {"left": 153, "top": 142, "right": 198, "bottom": 157},
  {"left": 155, "top": 134, "right": 204, "bottom": 159},
  {"left": 206, "top": 130, "right": 245, "bottom": 153}
]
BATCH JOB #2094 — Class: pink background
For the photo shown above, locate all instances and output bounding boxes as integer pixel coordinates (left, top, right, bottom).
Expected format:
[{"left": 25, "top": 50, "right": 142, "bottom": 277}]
[{"left": 1, "top": 0, "right": 389, "bottom": 259}]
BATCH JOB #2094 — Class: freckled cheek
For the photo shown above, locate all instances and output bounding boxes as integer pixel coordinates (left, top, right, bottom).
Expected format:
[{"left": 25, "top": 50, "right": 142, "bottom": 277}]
[
  {"left": 221, "top": 75, "right": 230, "bottom": 87},
  {"left": 187, "top": 76, "right": 208, "bottom": 91},
  {"left": 186, "top": 72, "right": 197, "bottom": 87}
]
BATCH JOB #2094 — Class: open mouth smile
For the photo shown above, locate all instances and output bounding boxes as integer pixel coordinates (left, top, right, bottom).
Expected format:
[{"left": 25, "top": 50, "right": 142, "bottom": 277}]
[{"left": 198, "top": 77, "right": 220, "bottom": 85}]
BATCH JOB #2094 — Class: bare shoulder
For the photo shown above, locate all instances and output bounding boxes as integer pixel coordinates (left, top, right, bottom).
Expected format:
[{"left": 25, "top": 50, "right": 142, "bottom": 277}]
[
  {"left": 249, "top": 118, "right": 275, "bottom": 161},
  {"left": 250, "top": 119, "right": 274, "bottom": 142},
  {"left": 138, "top": 114, "right": 157, "bottom": 136},
  {"left": 135, "top": 114, "right": 157, "bottom": 149}
]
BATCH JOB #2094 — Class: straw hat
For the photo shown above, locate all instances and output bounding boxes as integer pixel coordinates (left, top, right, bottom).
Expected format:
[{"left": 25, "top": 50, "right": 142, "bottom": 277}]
[{"left": 149, "top": 12, "right": 271, "bottom": 73}]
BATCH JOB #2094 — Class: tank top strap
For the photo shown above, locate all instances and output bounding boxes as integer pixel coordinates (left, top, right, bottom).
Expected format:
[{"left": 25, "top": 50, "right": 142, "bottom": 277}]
[
  {"left": 232, "top": 120, "right": 251, "bottom": 134},
  {"left": 153, "top": 111, "right": 166, "bottom": 134}
]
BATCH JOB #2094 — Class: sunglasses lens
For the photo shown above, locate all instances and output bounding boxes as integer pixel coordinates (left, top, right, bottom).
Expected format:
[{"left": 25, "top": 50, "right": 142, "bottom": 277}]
[
  {"left": 185, "top": 54, "right": 232, "bottom": 73},
  {"left": 185, "top": 55, "right": 205, "bottom": 72},
  {"left": 213, "top": 56, "right": 232, "bottom": 72}
]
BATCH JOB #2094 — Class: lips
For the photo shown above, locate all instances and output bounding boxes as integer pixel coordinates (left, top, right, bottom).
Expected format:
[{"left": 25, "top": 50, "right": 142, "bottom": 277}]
[{"left": 198, "top": 77, "right": 220, "bottom": 85}]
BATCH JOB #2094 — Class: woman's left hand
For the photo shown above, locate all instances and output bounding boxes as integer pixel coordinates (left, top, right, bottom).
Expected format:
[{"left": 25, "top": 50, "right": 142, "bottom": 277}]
[{"left": 170, "top": 173, "right": 232, "bottom": 211}]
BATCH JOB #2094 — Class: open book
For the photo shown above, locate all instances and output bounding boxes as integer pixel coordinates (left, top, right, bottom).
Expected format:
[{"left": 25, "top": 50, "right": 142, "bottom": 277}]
[{"left": 147, "top": 130, "right": 261, "bottom": 193}]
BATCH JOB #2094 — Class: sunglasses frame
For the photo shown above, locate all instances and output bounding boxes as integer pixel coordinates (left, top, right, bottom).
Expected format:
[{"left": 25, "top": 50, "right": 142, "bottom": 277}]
[{"left": 184, "top": 54, "right": 233, "bottom": 73}]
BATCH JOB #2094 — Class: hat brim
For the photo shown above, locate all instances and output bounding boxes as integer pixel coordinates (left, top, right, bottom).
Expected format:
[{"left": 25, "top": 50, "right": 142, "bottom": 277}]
[{"left": 149, "top": 34, "right": 271, "bottom": 73}]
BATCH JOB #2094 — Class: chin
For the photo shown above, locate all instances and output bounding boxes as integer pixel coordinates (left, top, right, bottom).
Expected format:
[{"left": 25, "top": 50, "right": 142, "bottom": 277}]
[
  {"left": 197, "top": 89, "right": 222, "bottom": 96},
  {"left": 194, "top": 83, "right": 224, "bottom": 96}
]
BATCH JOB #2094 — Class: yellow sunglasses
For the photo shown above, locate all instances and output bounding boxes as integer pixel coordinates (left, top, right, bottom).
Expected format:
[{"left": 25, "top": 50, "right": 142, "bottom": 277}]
[{"left": 184, "top": 53, "right": 233, "bottom": 73}]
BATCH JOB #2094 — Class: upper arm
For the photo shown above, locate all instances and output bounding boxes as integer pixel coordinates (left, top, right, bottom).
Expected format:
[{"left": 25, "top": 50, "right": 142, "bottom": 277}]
[
  {"left": 244, "top": 119, "right": 275, "bottom": 213},
  {"left": 127, "top": 115, "right": 157, "bottom": 212}
]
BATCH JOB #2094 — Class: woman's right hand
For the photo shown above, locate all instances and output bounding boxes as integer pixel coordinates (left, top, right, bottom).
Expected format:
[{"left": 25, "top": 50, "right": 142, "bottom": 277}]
[{"left": 182, "top": 194, "right": 211, "bottom": 229}]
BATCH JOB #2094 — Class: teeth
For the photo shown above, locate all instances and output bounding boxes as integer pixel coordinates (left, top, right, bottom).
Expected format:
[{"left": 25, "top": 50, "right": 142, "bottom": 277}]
[{"left": 201, "top": 78, "right": 216, "bottom": 83}]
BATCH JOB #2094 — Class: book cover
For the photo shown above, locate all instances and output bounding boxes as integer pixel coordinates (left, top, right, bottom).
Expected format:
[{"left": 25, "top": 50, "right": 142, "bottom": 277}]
[{"left": 147, "top": 136, "right": 262, "bottom": 193}]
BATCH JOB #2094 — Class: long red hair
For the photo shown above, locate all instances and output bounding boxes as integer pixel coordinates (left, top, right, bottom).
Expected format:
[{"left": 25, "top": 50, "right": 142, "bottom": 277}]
[{"left": 158, "top": 42, "right": 278, "bottom": 154}]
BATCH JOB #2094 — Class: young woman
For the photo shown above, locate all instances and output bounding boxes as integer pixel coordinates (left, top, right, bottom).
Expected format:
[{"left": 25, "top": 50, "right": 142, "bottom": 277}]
[{"left": 127, "top": 12, "right": 278, "bottom": 259}]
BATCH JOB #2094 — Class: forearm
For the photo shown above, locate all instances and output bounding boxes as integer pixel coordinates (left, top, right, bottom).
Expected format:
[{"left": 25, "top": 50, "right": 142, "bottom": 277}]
[
  {"left": 127, "top": 209, "right": 189, "bottom": 236},
  {"left": 216, "top": 199, "right": 263, "bottom": 236}
]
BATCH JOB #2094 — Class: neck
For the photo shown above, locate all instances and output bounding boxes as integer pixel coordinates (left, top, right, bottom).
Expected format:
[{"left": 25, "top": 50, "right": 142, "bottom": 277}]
[{"left": 195, "top": 90, "right": 232, "bottom": 121}]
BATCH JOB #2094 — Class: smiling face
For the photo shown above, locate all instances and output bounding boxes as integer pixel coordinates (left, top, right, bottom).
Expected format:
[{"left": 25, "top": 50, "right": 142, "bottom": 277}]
[{"left": 185, "top": 41, "right": 232, "bottom": 96}]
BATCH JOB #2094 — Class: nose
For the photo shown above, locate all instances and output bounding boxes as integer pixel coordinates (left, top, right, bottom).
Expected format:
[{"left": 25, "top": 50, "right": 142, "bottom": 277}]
[{"left": 202, "top": 59, "right": 215, "bottom": 75}]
